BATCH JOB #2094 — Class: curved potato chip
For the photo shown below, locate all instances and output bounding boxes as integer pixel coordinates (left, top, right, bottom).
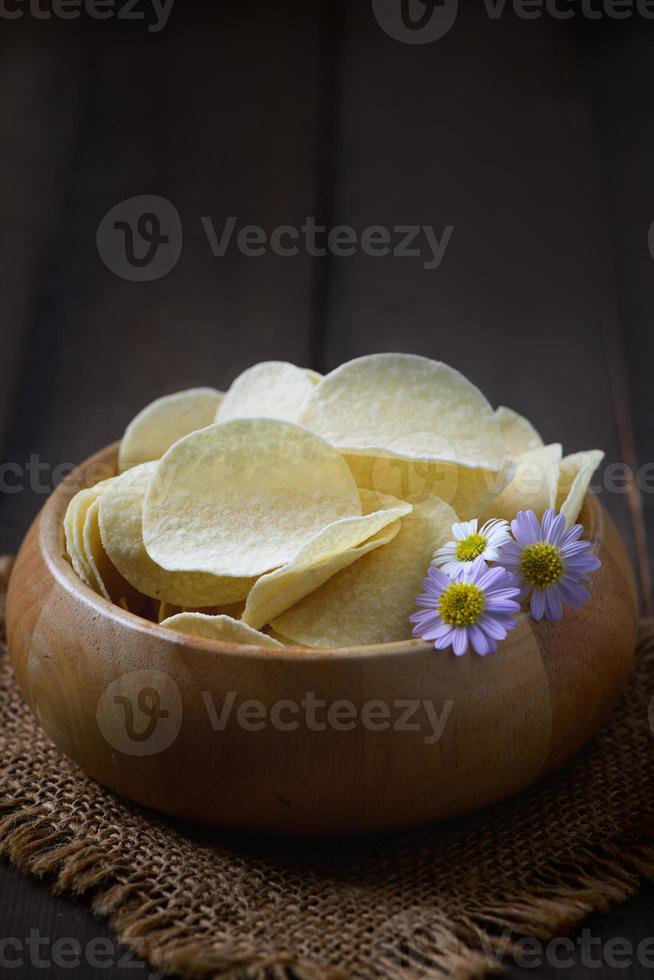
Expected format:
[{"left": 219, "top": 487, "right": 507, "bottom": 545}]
[
  {"left": 157, "top": 600, "right": 181, "bottom": 623},
  {"left": 161, "top": 613, "right": 282, "bottom": 648},
  {"left": 82, "top": 494, "right": 144, "bottom": 611},
  {"left": 273, "top": 495, "right": 457, "bottom": 648},
  {"left": 480, "top": 444, "right": 562, "bottom": 523},
  {"left": 345, "top": 454, "right": 511, "bottom": 521},
  {"left": 99, "top": 463, "right": 255, "bottom": 606},
  {"left": 64, "top": 481, "right": 112, "bottom": 589},
  {"left": 299, "top": 353, "right": 505, "bottom": 470},
  {"left": 556, "top": 450, "right": 604, "bottom": 526},
  {"left": 496, "top": 406, "right": 544, "bottom": 458},
  {"left": 265, "top": 628, "right": 308, "bottom": 648},
  {"left": 216, "top": 362, "right": 318, "bottom": 425},
  {"left": 241, "top": 489, "right": 410, "bottom": 629},
  {"left": 143, "top": 418, "right": 362, "bottom": 578},
  {"left": 118, "top": 388, "right": 223, "bottom": 471}
]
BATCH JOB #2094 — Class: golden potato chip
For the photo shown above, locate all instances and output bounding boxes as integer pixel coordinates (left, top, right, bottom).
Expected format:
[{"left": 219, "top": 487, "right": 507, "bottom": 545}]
[
  {"left": 272, "top": 495, "right": 457, "bottom": 647},
  {"left": 480, "top": 444, "right": 562, "bottom": 523},
  {"left": 496, "top": 405, "right": 544, "bottom": 457},
  {"left": 556, "top": 450, "right": 604, "bottom": 526},
  {"left": 157, "top": 600, "right": 245, "bottom": 623},
  {"left": 265, "top": 628, "right": 308, "bottom": 648},
  {"left": 64, "top": 482, "right": 110, "bottom": 589},
  {"left": 82, "top": 495, "right": 144, "bottom": 610},
  {"left": 241, "top": 489, "right": 410, "bottom": 630},
  {"left": 99, "top": 463, "right": 255, "bottom": 606},
  {"left": 161, "top": 612, "right": 282, "bottom": 648},
  {"left": 299, "top": 353, "right": 505, "bottom": 470},
  {"left": 118, "top": 388, "right": 223, "bottom": 471},
  {"left": 216, "top": 362, "right": 318, "bottom": 424},
  {"left": 143, "top": 418, "right": 362, "bottom": 578},
  {"left": 345, "top": 454, "right": 512, "bottom": 521}
]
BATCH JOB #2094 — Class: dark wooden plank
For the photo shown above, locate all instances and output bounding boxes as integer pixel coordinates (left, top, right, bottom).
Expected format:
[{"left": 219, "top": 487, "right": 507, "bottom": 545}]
[
  {"left": 0, "top": 859, "right": 174, "bottom": 978},
  {"left": 0, "top": 29, "right": 85, "bottom": 544},
  {"left": 0, "top": 2, "right": 327, "bottom": 555},
  {"left": 324, "top": 4, "right": 635, "bottom": 577},
  {"left": 579, "top": 19, "right": 654, "bottom": 609}
]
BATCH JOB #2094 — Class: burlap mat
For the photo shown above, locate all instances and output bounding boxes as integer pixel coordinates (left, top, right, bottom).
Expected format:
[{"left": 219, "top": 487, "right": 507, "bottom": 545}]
[{"left": 1, "top": 556, "right": 654, "bottom": 980}]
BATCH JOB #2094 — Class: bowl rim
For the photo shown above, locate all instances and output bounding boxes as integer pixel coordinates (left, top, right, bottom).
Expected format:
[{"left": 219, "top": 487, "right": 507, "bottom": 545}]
[{"left": 35, "top": 441, "right": 604, "bottom": 663}]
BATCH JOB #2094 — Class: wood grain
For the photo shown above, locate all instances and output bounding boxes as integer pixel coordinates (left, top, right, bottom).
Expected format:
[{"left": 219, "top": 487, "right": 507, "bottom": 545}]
[
  {"left": 6, "top": 443, "right": 637, "bottom": 836},
  {"left": 0, "top": 3, "right": 327, "bottom": 557}
]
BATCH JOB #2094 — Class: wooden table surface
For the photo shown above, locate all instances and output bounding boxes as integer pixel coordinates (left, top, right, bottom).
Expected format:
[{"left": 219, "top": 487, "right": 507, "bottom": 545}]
[{"left": 1, "top": 4, "right": 653, "bottom": 977}]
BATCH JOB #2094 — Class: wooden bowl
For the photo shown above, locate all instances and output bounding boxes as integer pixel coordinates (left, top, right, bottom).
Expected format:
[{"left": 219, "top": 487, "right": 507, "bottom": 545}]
[{"left": 6, "top": 443, "right": 638, "bottom": 835}]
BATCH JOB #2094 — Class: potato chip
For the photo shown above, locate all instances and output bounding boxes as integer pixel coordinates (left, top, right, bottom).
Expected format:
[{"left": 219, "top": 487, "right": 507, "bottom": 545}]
[
  {"left": 143, "top": 418, "right": 362, "bottom": 578},
  {"left": 64, "top": 482, "right": 110, "bottom": 589},
  {"left": 272, "top": 495, "right": 457, "bottom": 647},
  {"left": 496, "top": 406, "right": 544, "bottom": 457},
  {"left": 241, "top": 489, "right": 410, "bottom": 630},
  {"left": 345, "top": 454, "right": 512, "bottom": 521},
  {"left": 299, "top": 353, "right": 505, "bottom": 470},
  {"left": 265, "top": 628, "right": 308, "bottom": 648},
  {"left": 99, "top": 463, "right": 255, "bottom": 606},
  {"left": 216, "top": 362, "right": 318, "bottom": 425},
  {"left": 480, "top": 444, "right": 562, "bottom": 523},
  {"left": 556, "top": 450, "right": 604, "bottom": 526},
  {"left": 157, "top": 600, "right": 245, "bottom": 623},
  {"left": 82, "top": 494, "right": 144, "bottom": 610},
  {"left": 161, "top": 612, "right": 283, "bottom": 648},
  {"left": 157, "top": 601, "right": 181, "bottom": 623},
  {"left": 118, "top": 388, "right": 223, "bottom": 471}
]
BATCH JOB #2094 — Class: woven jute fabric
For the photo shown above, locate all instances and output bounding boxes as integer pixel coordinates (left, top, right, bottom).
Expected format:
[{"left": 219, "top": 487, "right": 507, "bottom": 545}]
[{"left": 1, "top": 558, "right": 654, "bottom": 980}]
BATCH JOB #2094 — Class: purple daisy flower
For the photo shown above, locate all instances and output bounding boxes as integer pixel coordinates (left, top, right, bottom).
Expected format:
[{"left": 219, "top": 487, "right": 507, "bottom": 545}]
[
  {"left": 500, "top": 508, "right": 601, "bottom": 622},
  {"left": 410, "top": 555, "right": 521, "bottom": 657}
]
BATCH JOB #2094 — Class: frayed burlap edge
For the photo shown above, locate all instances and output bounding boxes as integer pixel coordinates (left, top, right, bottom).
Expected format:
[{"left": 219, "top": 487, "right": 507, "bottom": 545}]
[
  {"left": 0, "top": 791, "right": 653, "bottom": 980},
  {"left": 0, "top": 793, "right": 345, "bottom": 980}
]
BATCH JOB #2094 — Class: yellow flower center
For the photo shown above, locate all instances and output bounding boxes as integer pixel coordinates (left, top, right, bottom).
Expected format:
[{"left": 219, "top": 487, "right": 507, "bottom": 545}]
[
  {"left": 519, "top": 542, "right": 563, "bottom": 589},
  {"left": 439, "top": 583, "right": 485, "bottom": 627},
  {"left": 455, "top": 533, "right": 487, "bottom": 562}
]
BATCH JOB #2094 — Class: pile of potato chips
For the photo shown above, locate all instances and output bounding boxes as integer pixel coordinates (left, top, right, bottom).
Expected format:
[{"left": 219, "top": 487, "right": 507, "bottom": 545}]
[{"left": 63, "top": 354, "right": 603, "bottom": 648}]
